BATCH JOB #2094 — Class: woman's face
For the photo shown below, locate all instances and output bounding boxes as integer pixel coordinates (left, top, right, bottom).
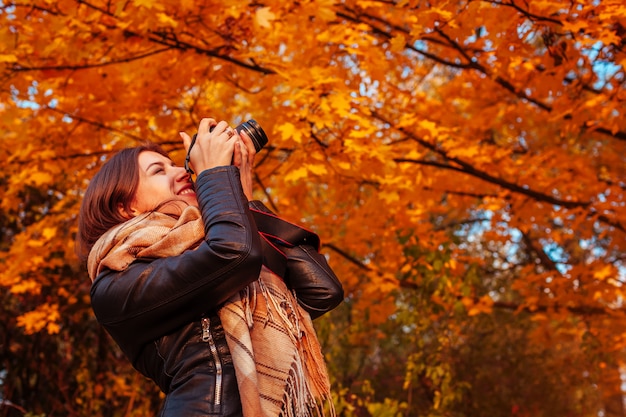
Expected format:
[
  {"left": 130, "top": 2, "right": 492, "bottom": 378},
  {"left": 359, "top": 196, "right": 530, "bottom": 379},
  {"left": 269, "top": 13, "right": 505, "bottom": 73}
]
[{"left": 129, "top": 151, "right": 198, "bottom": 215}]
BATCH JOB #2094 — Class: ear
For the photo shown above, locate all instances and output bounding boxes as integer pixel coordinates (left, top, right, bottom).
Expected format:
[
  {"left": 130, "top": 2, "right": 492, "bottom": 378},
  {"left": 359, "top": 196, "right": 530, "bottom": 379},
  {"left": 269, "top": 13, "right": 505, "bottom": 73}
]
[{"left": 117, "top": 203, "right": 137, "bottom": 219}]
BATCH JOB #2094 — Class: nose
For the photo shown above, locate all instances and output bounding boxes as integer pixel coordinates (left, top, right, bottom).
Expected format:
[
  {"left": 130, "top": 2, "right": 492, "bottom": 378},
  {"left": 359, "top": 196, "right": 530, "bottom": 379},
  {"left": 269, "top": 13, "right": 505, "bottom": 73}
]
[{"left": 174, "top": 166, "right": 191, "bottom": 182}]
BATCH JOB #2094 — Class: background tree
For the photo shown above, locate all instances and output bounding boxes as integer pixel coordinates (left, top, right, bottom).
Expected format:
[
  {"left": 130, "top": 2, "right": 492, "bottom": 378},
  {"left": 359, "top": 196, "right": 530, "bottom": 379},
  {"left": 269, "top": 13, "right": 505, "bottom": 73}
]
[{"left": 1, "top": 0, "right": 624, "bottom": 416}]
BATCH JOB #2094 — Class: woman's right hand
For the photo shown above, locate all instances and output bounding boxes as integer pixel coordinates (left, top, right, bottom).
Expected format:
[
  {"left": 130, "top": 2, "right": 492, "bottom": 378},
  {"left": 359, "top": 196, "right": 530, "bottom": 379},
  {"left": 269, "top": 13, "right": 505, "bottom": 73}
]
[
  {"left": 180, "top": 118, "right": 239, "bottom": 173},
  {"left": 232, "top": 128, "right": 257, "bottom": 201}
]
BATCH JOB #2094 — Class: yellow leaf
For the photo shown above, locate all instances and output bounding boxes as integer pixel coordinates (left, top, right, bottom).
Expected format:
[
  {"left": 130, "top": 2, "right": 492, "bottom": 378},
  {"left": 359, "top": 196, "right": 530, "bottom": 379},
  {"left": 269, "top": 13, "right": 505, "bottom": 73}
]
[
  {"left": 310, "top": 151, "right": 325, "bottom": 161},
  {"left": 417, "top": 120, "right": 441, "bottom": 138},
  {"left": 277, "top": 122, "right": 303, "bottom": 143},
  {"left": 284, "top": 166, "right": 308, "bottom": 182},
  {"left": 329, "top": 94, "right": 352, "bottom": 116},
  {"left": 307, "top": 164, "right": 327, "bottom": 175},
  {"left": 379, "top": 190, "right": 399, "bottom": 203},
  {"left": 482, "top": 197, "right": 504, "bottom": 211},
  {"left": 179, "top": 0, "right": 195, "bottom": 10},
  {"left": 530, "top": 313, "right": 548, "bottom": 322},
  {"left": 460, "top": 296, "right": 474, "bottom": 308},
  {"left": 348, "top": 129, "right": 373, "bottom": 139},
  {"left": 0, "top": 54, "right": 18, "bottom": 63},
  {"left": 345, "top": 138, "right": 369, "bottom": 152},
  {"left": 390, "top": 34, "right": 406, "bottom": 52},
  {"left": 255, "top": 7, "right": 275, "bottom": 28},
  {"left": 562, "top": 20, "right": 588, "bottom": 34},
  {"left": 467, "top": 295, "right": 493, "bottom": 316},
  {"left": 599, "top": 30, "right": 621, "bottom": 46},
  {"left": 134, "top": 0, "right": 163, "bottom": 10},
  {"left": 43, "top": 227, "right": 57, "bottom": 240},
  {"left": 448, "top": 146, "right": 479, "bottom": 159},
  {"left": 445, "top": 259, "right": 457, "bottom": 269},
  {"left": 28, "top": 172, "right": 53, "bottom": 186},
  {"left": 10, "top": 279, "right": 41, "bottom": 295},
  {"left": 312, "top": 0, "right": 336, "bottom": 22},
  {"left": 27, "top": 239, "right": 45, "bottom": 248},
  {"left": 16, "top": 303, "right": 60, "bottom": 335},
  {"left": 467, "top": 303, "right": 491, "bottom": 316},
  {"left": 157, "top": 13, "right": 178, "bottom": 27},
  {"left": 594, "top": 264, "right": 613, "bottom": 281},
  {"left": 47, "top": 323, "right": 61, "bottom": 334}
]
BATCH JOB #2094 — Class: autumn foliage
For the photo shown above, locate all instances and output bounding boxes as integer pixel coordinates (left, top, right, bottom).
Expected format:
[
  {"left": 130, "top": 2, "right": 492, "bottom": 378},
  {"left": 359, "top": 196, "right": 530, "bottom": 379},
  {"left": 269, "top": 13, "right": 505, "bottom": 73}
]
[{"left": 1, "top": 0, "right": 625, "bottom": 416}]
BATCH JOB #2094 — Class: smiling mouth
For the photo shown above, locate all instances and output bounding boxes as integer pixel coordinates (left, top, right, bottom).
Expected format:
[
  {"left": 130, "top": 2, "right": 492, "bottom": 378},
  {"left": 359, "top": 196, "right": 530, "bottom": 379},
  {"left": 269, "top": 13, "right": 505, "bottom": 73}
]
[{"left": 178, "top": 188, "right": 195, "bottom": 196}]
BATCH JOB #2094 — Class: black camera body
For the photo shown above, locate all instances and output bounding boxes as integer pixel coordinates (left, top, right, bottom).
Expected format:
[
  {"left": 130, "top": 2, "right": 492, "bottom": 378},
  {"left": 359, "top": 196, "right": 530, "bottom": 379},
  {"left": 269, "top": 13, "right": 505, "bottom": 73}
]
[{"left": 185, "top": 119, "right": 268, "bottom": 175}]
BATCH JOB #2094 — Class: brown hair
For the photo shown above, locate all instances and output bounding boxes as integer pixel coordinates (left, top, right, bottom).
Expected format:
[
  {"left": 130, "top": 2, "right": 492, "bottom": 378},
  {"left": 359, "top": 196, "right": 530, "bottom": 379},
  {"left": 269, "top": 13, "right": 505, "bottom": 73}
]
[{"left": 76, "top": 142, "right": 170, "bottom": 261}]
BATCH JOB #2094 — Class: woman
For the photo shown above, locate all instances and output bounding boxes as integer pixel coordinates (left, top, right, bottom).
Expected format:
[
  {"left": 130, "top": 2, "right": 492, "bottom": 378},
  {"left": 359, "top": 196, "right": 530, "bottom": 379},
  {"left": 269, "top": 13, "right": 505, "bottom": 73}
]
[{"left": 76, "top": 118, "right": 344, "bottom": 417}]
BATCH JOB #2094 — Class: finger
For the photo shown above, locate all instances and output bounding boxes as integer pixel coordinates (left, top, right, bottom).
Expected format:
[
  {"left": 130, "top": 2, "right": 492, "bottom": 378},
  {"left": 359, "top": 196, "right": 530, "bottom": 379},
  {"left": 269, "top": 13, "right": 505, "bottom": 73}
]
[
  {"left": 232, "top": 139, "right": 243, "bottom": 167},
  {"left": 237, "top": 130, "right": 257, "bottom": 156},
  {"left": 212, "top": 121, "right": 231, "bottom": 135},
  {"left": 179, "top": 131, "right": 192, "bottom": 152},
  {"left": 198, "top": 118, "right": 217, "bottom": 134},
  {"left": 237, "top": 134, "right": 248, "bottom": 155}
]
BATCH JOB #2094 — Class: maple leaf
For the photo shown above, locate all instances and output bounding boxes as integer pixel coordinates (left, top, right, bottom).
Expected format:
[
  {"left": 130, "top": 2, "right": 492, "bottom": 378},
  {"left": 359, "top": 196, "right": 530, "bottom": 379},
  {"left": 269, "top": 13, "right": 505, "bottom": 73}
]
[
  {"left": 277, "top": 121, "right": 303, "bottom": 143},
  {"left": 0, "top": 54, "right": 18, "bottom": 63},
  {"left": 133, "top": 0, "right": 164, "bottom": 10},
  {"left": 157, "top": 13, "right": 178, "bottom": 27},
  {"left": 16, "top": 303, "right": 61, "bottom": 335},
  {"left": 255, "top": 7, "right": 275, "bottom": 29}
]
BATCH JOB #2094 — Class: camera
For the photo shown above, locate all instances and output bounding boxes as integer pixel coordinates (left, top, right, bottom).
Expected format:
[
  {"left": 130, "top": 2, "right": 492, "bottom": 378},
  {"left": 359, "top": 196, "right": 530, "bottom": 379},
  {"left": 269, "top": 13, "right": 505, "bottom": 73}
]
[
  {"left": 185, "top": 119, "right": 268, "bottom": 175},
  {"left": 235, "top": 119, "right": 268, "bottom": 152}
]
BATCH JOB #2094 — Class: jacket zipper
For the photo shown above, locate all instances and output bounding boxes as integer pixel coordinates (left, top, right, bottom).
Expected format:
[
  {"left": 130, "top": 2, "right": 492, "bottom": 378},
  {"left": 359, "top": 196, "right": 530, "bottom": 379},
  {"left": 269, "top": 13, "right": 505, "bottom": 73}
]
[{"left": 201, "top": 317, "right": 223, "bottom": 406}]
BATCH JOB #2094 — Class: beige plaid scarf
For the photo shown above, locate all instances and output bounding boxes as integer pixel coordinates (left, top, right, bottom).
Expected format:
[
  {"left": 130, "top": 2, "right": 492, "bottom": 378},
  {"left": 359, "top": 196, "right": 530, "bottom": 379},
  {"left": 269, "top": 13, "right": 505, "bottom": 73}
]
[{"left": 87, "top": 206, "right": 334, "bottom": 417}]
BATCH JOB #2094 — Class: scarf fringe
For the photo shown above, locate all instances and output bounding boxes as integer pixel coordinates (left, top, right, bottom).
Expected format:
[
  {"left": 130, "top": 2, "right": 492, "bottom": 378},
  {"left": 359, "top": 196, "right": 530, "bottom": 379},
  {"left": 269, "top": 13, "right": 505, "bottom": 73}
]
[{"left": 234, "top": 270, "right": 335, "bottom": 417}]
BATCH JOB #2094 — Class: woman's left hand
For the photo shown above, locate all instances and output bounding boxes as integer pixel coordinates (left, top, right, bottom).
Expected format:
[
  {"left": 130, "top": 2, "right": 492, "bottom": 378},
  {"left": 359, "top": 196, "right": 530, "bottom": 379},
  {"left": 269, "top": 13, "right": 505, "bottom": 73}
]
[{"left": 232, "top": 129, "right": 257, "bottom": 200}]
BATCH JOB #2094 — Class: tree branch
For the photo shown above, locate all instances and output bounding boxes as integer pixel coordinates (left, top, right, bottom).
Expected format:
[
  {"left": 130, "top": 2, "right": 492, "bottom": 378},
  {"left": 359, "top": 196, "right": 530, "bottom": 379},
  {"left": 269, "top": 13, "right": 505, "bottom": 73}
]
[
  {"left": 336, "top": 3, "right": 626, "bottom": 142},
  {"left": 325, "top": 243, "right": 372, "bottom": 272},
  {"left": 45, "top": 106, "right": 147, "bottom": 142},
  {"left": 10, "top": 47, "right": 173, "bottom": 72},
  {"left": 375, "top": 110, "right": 591, "bottom": 209},
  {"left": 520, "top": 231, "right": 561, "bottom": 272},
  {"left": 142, "top": 29, "right": 275, "bottom": 75},
  {"left": 480, "top": 0, "right": 562, "bottom": 25},
  {"left": 400, "top": 279, "right": 625, "bottom": 316}
]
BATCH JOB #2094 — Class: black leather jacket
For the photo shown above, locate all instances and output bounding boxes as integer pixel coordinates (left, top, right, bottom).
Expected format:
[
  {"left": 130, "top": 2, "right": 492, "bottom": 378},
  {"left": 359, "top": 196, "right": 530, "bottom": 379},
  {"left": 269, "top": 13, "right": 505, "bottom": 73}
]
[{"left": 90, "top": 166, "right": 344, "bottom": 416}]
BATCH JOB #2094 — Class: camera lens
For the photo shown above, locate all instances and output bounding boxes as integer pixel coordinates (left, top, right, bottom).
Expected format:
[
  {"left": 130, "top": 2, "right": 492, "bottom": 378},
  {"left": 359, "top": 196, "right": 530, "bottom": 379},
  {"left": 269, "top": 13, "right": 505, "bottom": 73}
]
[
  {"left": 236, "top": 119, "right": 268, "bottom": 152},
  {"left": 187, "top": 119, "right": 268, "bottom": 174}
]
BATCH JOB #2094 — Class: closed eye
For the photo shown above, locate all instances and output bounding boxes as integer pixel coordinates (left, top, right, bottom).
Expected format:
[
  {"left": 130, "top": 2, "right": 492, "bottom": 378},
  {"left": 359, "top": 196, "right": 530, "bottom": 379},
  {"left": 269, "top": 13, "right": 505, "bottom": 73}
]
[{"left": 147, "top": 163, "right": 166, "bottom": 175}]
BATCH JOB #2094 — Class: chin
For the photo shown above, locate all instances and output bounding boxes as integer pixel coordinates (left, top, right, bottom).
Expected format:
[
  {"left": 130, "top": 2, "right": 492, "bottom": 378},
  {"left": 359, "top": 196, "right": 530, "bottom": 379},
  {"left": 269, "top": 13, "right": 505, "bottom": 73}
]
[
  {"left": 181, "top": 195, "right": 199, "bottom": 208},
  {"left": 158, "top": 198, "right": 197, "bottom": 214}
]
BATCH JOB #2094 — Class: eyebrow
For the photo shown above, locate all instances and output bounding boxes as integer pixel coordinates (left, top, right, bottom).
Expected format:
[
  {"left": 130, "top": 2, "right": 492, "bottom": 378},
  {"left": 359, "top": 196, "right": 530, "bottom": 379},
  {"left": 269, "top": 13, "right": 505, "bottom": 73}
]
[
  {"left": 145, "top": 161, "right": 166, "bottom": 172},
  {"left": 145, "top": 159, "right": 177, "bottom": 172}
]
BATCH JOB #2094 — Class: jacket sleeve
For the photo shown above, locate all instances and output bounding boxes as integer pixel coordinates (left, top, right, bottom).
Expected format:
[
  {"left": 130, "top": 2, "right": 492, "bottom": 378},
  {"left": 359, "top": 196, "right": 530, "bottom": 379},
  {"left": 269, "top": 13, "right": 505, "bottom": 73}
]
[
  {"left": 90, "top": 167, "right": 263, "bottom": 362},
  {"left": 248, "top": 200, "right": 344, "bottom": 319}
]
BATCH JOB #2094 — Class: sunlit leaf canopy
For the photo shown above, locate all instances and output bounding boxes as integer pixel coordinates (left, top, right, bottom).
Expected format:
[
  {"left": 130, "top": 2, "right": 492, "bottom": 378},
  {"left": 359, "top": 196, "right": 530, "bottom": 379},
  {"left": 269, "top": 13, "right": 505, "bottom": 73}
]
[{"left": 1, "top": 0, "right": 625, "bottom": 415}]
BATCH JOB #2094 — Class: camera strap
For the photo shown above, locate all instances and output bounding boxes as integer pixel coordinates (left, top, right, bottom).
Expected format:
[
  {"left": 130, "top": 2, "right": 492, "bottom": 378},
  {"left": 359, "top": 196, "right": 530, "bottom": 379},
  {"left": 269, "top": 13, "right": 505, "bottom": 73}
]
[
  {"left": 184, "top": 134, "right": 197, "bottom": 176},
  {"left": 257, "top": 233, "right": 288, "bottom": 279}
]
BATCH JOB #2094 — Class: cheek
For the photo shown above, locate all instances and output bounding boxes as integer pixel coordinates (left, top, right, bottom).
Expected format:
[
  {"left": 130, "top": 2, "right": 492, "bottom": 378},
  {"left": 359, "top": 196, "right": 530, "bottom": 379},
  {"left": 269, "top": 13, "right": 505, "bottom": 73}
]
[
  {"left": 132, "top": 184, "right": 159, "bottom": 213},
  {"left": 132, "top": 179, "right": 174, "bottom": 213}
]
